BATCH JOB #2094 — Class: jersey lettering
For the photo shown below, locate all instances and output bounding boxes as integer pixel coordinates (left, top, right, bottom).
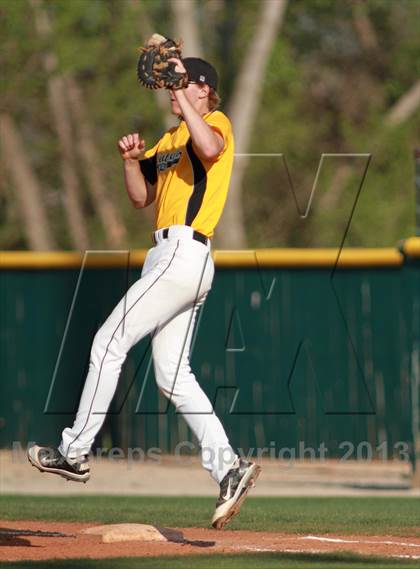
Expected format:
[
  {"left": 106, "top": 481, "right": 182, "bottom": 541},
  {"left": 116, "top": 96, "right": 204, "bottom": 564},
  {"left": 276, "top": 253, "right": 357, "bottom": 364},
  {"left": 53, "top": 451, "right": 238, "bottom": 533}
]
[{"left": 157, "top": 150, "right": 182, "bottom": 172}]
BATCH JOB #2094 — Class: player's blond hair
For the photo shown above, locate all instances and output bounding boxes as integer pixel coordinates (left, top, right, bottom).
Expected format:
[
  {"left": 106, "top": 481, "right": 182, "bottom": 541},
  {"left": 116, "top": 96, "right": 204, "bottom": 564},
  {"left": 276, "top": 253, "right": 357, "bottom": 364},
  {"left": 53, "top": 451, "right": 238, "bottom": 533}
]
[
  {"left": 208, "top": 88, "right": 221, "bottom": 111},
  {"left": 196, "top": 81, "right": 221, "bottom": 112}
]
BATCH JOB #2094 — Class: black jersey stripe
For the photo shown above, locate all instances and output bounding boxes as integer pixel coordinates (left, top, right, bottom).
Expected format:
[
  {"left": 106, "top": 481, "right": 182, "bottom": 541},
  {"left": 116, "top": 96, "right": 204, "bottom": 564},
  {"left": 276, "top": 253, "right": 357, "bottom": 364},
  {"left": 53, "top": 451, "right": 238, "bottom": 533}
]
[
  {"left": 185, "top": 139, "right": 207, "bottom": 226},
  {"left": 139, "top": 154, "right": 157, "bottom": 185}
]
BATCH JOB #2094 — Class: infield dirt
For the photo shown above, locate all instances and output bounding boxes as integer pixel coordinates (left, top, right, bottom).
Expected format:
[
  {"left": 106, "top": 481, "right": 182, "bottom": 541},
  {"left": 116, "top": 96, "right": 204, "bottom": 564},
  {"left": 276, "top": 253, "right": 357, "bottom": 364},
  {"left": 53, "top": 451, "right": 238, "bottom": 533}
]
[{"left": 1, "top": 520, "right": 420, "bottom": 562}]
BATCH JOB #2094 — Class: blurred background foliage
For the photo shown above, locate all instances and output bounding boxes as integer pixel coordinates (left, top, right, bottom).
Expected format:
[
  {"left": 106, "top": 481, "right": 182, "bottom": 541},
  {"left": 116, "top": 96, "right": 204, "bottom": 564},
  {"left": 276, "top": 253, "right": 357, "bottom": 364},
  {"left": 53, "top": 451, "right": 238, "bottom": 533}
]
[{"left": 0, "top": 0, "right": 419, "bottom": 250}]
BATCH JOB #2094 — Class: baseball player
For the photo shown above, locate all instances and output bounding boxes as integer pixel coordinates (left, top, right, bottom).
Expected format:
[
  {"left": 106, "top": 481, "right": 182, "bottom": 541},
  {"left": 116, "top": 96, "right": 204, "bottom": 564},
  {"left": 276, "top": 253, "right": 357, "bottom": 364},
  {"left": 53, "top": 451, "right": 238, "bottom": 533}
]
[{"left": 28, "top": 56, "right": 261, "bottom": 529}]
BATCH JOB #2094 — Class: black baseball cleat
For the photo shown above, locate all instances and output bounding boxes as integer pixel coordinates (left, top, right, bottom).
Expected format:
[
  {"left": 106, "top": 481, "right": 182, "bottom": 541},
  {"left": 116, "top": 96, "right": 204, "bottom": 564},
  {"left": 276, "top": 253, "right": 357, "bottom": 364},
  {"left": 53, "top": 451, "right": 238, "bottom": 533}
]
[
  {"left": 27, "top": 445, "right": 90, "bottom": 483},
  {"left": 211, "top": 458, "right": 261, "bottom": 530}
]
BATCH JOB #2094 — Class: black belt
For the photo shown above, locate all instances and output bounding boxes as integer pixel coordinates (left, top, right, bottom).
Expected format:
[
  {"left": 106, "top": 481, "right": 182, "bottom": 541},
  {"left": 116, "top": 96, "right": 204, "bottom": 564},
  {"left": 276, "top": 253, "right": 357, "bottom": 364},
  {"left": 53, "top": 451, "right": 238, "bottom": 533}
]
[{"left": 153, "top": 228, "right": 209, "bottom": 246}]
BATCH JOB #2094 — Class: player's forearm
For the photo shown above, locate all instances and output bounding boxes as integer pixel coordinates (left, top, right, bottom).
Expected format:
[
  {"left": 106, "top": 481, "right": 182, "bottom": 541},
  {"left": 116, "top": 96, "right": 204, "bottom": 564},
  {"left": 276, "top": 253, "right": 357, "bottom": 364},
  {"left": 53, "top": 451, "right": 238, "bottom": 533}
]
[
  {"left": 174, "top": 91, "right": 221, "bottom": 160},
  {"left": 123, "top": 159, "right": 148, "bottom": 208}
]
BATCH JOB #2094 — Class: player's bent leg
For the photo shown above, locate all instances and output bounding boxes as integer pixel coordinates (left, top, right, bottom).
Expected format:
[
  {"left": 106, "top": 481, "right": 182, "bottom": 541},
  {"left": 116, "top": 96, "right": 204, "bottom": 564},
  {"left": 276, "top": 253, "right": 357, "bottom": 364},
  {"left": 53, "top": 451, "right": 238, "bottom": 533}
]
[
  {"left": 153, "top": 308, "right": 262, "bottom": 528},
  {"left": 152, "top": 302, "right": 239, "bottom": 483},
  {"left": 55, "top": 240, "right": 213, "bottom": 463},
  {"left": 28, "top": 240, "right": 216, "bottom": 480},
  {"left": 57, "top": 244, "right": 202, "bottom": 461},
  {"left": 28, "top": 241, "right": 208, "bottom": 470},
  {"left": 152, "top": 300, "right": 262, "bottom": 528}
]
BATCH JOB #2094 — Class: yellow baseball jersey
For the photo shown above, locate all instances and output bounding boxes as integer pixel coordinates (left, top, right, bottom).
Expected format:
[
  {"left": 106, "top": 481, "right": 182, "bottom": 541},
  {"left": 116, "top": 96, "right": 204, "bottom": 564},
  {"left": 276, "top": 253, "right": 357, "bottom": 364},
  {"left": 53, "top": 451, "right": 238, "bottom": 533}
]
[{"left": 139, "top": 110, "right": 234, "bottom": 238}]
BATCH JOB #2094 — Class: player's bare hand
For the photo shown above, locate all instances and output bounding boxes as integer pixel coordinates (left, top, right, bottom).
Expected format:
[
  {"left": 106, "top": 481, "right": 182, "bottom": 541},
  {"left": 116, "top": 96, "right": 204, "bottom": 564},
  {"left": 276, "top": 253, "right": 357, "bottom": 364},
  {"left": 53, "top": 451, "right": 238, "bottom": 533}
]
[
  {"left": 168, "top": 57, "right": 187, "bottom": 75},
  {"left": 117, "top": 133, "right": 145, "bottom": 160}
]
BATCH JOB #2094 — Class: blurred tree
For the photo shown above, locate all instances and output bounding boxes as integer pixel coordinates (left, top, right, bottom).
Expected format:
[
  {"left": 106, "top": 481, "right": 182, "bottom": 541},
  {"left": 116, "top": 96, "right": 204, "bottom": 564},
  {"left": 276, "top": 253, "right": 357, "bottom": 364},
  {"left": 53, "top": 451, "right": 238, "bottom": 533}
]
[
  {"left": 218, "top": 0, "right": 288, "bottom": 248},
  {"left": 31, "top": 0, "right": 90, "bottom": 250},
  {"left": 0, "top": 0, "right": 418, "bottom": 250},
  {"left": 0, "top": 114, "right": 56, "bottom": 250},
  {"left": 351, "top": 0, "right": 378, "bottom": 52},
  {"left": 172, "top": 0, "right": 204, "bottom": 58},
  {"left": 385, "top": 80, "right": 420, "bottom": 126},
  {"left": 65, "top": 75, "right": 128, "bottom": 248},
  {"left": 243, "top": 0, "right": 419, "bottom": 247}
]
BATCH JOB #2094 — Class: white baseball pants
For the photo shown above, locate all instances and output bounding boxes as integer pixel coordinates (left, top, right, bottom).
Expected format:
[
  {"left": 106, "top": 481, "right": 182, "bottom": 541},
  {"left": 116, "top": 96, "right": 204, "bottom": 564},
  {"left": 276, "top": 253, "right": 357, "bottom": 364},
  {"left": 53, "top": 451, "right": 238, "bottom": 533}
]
[{"left": 59, "top": 225, "right": 237, "bottom": 483}]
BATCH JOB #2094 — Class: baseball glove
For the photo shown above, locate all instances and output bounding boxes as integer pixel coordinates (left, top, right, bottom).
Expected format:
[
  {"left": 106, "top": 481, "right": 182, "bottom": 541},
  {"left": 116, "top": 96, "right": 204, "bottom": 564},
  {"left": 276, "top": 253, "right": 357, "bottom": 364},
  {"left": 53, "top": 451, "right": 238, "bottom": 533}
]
[{"left": 137, "top": 33, "right": 188, "bottom": 90}]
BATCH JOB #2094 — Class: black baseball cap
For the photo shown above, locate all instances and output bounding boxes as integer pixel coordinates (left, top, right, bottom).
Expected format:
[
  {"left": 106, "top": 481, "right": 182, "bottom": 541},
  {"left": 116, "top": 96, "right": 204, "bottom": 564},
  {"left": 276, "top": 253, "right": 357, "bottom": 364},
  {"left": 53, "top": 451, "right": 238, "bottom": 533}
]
[{"left": 183, "top": 57, "right": 218, "bottom": 91}]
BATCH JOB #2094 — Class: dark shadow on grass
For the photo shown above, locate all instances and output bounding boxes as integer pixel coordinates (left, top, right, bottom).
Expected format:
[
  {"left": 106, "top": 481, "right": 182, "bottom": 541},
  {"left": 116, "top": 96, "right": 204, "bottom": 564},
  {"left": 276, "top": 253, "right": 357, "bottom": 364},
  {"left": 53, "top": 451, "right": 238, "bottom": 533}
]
[
  {"left": 266, "top": 551, "right": 407, "bottom": 564},
  {"left": 0, "top": 551, "right": 418, "bottom": 568},
  {"left": 339, "top": 483, "right": 411, "bottom": 491}
]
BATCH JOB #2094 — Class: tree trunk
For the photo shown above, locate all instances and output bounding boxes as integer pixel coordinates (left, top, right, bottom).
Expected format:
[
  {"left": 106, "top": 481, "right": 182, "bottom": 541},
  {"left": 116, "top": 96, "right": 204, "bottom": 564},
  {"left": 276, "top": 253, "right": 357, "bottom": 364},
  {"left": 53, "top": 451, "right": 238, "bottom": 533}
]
[
  {"left": 217, "top": 0, "right": 288, "bottom": 248},
  {"left": 0, "top": 113, "right": 56, "bottom": 250},
  {"left": 351, "top": 0, "right": 379, "bottom": 52},
  {"left": 172, "top": 0, "right": 204, "bottom": 58},
  {"left": 385, "top": 79, "right": 420, "bottom": 126},
  {"left": 31, "top": 0, "right": 89, "bottom": 251},
  {"left": 65, "top": 75, "right": 128, "bottom": 249}
]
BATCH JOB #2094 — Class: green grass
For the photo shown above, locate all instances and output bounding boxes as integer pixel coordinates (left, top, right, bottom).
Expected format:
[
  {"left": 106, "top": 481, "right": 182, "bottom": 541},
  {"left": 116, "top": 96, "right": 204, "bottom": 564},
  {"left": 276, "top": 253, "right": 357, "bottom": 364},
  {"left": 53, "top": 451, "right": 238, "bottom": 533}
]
[
  {"left": 0, "top": 553, "right": 420, "bottom": 569},
  {"left": 1, "top": 495, "right": 419, "bottom": 536}
]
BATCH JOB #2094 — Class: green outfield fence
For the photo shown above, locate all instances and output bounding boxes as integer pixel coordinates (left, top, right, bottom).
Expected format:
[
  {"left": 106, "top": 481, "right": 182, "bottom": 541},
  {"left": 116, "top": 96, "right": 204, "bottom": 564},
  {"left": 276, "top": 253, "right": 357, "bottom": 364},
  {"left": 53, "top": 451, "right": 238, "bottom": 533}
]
[{"left": 1, "top": 239, "right": 419, "bottom": 479}]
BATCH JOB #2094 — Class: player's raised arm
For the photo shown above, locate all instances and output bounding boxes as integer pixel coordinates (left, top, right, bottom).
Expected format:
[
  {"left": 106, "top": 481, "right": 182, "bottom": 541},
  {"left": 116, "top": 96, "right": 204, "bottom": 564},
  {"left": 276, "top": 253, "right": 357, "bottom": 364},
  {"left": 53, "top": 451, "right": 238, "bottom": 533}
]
[
  {"left": 117, "top": 133, "right": 156, "bottom": 208},
  {"left": 168, "top": 58, "right": 224, "bottom": 161}
]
